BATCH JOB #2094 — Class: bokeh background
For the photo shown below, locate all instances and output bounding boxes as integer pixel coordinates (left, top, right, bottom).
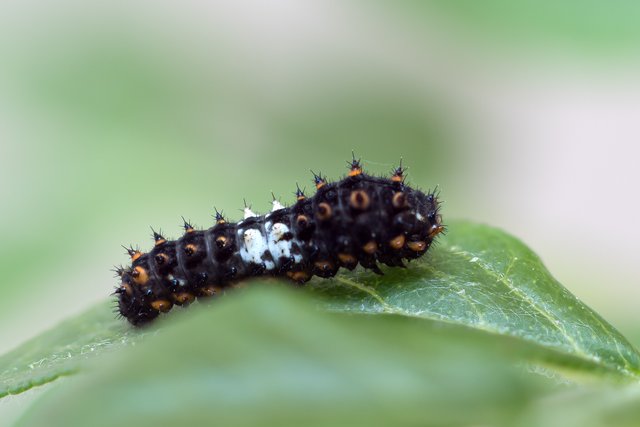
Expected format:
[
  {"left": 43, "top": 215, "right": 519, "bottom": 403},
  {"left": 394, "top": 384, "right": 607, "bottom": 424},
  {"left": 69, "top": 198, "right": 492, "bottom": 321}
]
[{"left": 2, "top": 0, "right": 639, "bottom": 362}]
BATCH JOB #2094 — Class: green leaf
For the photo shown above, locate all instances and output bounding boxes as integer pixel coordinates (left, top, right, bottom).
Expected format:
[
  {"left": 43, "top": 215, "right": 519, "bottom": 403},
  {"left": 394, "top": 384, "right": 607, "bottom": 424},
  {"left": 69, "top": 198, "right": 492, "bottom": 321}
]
[
  {"left": 310, "top": 221, "right": 640, "bottom": 379},
  {"left": 519, "top": 383, "right": 640, "bottom": 427},
  {"left": 0, "top": 302, "right": 146, "bottom": 398},
  {"left": 14, "top": 287, "right": 549, "bottom": 427},
  {"left": 1, "top": 220, "right": 638, "bottom": 402}
]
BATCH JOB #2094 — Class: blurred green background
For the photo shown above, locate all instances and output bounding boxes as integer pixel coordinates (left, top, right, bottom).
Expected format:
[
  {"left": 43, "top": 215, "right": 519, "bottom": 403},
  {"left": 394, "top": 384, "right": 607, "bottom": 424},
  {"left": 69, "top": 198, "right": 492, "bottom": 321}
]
[{"left": 1, "top": 0, "right": 639, "bottom": 359}]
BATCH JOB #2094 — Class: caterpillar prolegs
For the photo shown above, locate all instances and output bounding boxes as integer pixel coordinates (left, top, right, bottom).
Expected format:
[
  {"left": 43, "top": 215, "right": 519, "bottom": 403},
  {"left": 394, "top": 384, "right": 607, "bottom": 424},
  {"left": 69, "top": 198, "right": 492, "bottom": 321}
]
[{"left": 114, "top": 157, "right": 444, "bottom": 325}]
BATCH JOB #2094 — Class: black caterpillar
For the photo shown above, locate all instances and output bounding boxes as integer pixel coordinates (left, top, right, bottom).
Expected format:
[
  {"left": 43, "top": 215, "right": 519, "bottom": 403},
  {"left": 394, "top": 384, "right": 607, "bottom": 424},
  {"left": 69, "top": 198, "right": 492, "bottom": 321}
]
[{"left": 114, "top": 157, "right": 444, "bottom": 326}]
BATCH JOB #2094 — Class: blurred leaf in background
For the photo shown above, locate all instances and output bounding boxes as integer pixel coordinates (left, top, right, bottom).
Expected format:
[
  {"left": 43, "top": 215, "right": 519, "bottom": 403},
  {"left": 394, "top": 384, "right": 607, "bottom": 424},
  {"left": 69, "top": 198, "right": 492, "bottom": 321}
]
[
  {"left": 2, "top": 0, "right": 640, "bottom": 425},
  {"left": 390, "top": 0, "right": 640, "bottom": 53},
  {"left": 0, "top": 1, "right": 461, "bottom": 352},
  {"left": 3, "top": 0, "right": 640, "bottom": 352}
]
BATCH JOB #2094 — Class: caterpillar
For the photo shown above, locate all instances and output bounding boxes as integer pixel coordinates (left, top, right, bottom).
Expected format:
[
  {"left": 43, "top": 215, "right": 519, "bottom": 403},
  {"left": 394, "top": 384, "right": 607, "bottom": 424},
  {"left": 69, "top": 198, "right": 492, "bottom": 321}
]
[{"left": 114, "top": 157, "right": 444, "bottom": 326}]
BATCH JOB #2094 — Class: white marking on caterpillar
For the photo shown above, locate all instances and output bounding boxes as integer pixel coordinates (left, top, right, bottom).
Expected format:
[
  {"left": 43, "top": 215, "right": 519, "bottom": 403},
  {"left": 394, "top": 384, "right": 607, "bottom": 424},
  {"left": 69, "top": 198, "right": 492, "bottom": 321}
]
[
  {"left": 271, "top": 200, "right": 285, "bottom": 211},
  {"left": 266, "top": 222, "right": 293, "bottom": 263},
  {"left": 243, "top": 207, "right": 257, "bottom": 219},
  {"left": 239, "top": 228, "right": 270, "bottom": 267}
]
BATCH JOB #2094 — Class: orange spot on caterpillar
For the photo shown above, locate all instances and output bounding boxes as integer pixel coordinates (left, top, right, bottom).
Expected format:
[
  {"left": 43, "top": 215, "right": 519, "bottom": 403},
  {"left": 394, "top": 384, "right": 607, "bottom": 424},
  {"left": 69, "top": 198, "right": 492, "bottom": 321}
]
[
  {"left": 389, "top": 234, "right": 406, "bottom": 250},
  {"left": 314, "top": 260, "right": 334, "bottom": 272},
  {"left": 155, "top": 253, "right": 168, "bottom": 265},
  {"left": 151, "top": 299, "right": 172, "bottom": 312},
  {"left": 338, "top": 253, "right": 357, "bottom": 266},
  {"left": 407, "top": 241, "right": 426, "bottom": 252},
  {"left": 362, "top": 241, "right": 377, "bottom": 254},
  {"left": 296, "top": 214, "right": 309, "bottom": 227},
  {"left": 312, "top": 171, "right": 327, "bottom": 189},
  {"left": 152, "top": 229, "right": 166, "bottom": 246},
  {"left": 392, "top": 192, "right": 408, "bottom": 209},
  {"left": 173, "top": 292, "right": 195, "bottom": 305},
  {"left": 349, "top": 190, "right": 370, "bottom": 210},
  {"left": 182, "top": 217, "right": 195, "bottom": 233},
  {"left": 199, "top": 286, "right": 223, "bottom": 297},
  {"left": 123, "top": 245, "right": 143, "bottom": 261},
  {"left": 131, "top": 266, "right": 149, "bottom": 285},
  {"left": 391, "top": 160, "right": 405, "bottom": 183},
  {"left": 429, "top": 225, "right": 445, "bottom": 239},
  {"left": 287, "top": 270, "right": 310, "bottom": 283},
  {"left": 316, "top": 202, "right": 332, "bottom": 221},
  {"left": 348, "top": 153, "right": 363, "bottom": 177},
  {"left": 295, "top": 185, "right": 306, "bottom": 201},
  {"left": 215, "top": 236, "right": 228, "bottom": 248},
  {"left": 214, "top": 209, "right": 226, "bottom": 225}
]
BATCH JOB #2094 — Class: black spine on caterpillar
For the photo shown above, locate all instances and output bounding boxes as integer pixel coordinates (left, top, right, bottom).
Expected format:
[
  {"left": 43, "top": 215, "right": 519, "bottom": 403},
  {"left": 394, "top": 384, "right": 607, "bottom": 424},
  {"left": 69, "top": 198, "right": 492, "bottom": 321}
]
[{"left": 114, "top": 158, "right": 444, "bottom": 326}]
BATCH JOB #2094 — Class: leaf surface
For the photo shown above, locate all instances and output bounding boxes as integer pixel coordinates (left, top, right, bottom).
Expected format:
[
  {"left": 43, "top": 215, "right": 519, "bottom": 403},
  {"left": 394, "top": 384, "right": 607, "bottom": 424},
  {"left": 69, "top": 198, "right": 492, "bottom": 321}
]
[
  {"left": 1, "top": 220, "right": 638, "bottom": 403},
  {"left": 310, "top": 221, "right": 640, "bottom": 378},
  {"left": 15, "top": 288, "right": 548, "bottom": 427},
  {"left": 0, "top": 302, "right": 146, "bottom": 398}
]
